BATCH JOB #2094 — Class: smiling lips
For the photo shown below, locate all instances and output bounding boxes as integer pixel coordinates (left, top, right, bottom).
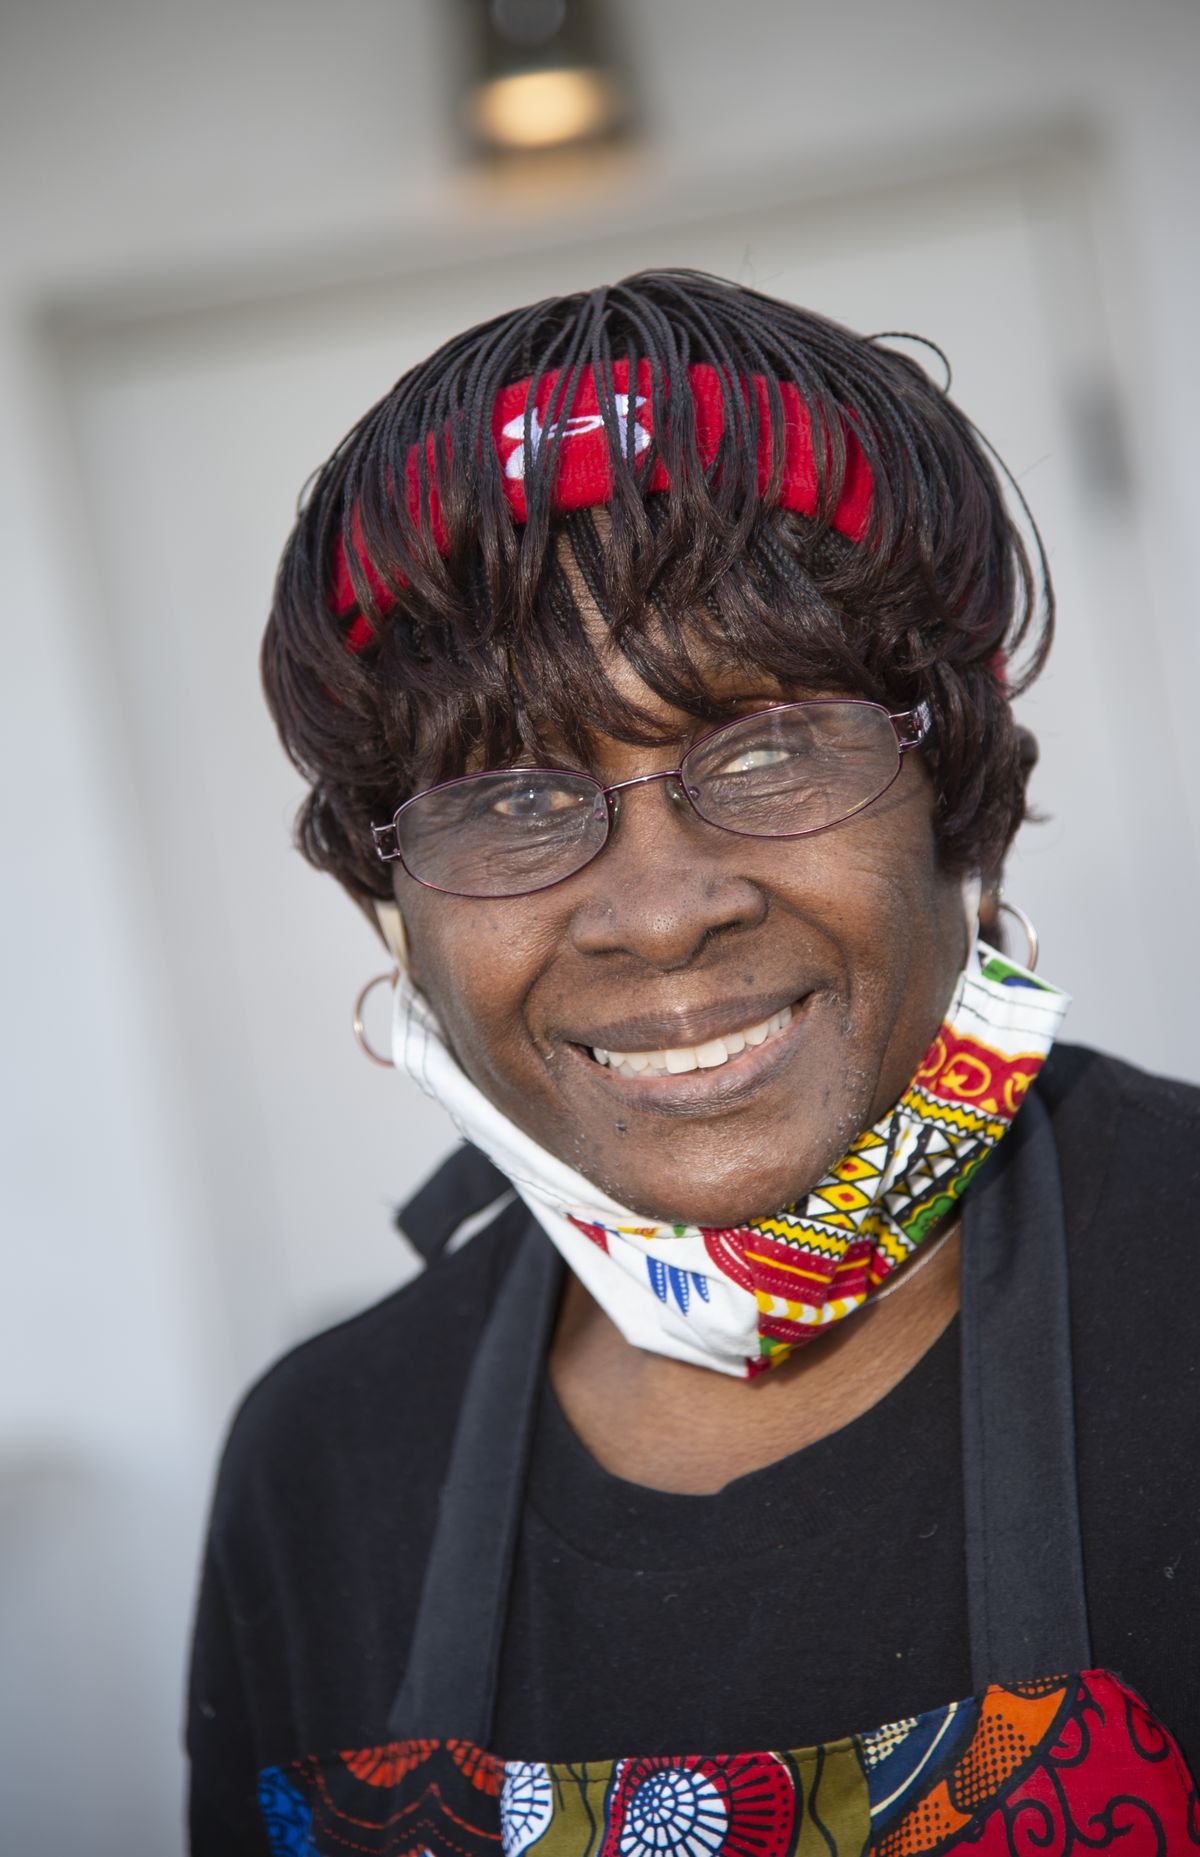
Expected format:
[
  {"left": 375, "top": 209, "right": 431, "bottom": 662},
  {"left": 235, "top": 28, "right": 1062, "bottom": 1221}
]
[{"left": 590, "top": 1003, "right": 796, "bottom": 1079}]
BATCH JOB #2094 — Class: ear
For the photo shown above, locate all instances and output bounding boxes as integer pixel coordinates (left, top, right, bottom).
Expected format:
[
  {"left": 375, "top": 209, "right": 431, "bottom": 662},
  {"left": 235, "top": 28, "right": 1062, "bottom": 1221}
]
[{"left": 374, "top": 900, "right": 409, "bottom": 971}]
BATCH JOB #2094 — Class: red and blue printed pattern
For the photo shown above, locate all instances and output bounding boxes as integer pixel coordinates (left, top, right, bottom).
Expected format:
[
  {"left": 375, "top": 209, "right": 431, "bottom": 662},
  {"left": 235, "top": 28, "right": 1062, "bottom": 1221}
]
[{"left": 257, "top": 1671, "right": 1199, "bottom": 1857}]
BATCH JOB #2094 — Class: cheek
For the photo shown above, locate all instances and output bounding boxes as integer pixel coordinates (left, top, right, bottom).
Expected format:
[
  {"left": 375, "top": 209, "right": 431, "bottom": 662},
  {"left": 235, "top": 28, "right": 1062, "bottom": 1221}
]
[
  {"left": 400, "top": 888, "right": 560, "bottom": 1095},
  {"left": 858, "top": 875, "right": 966, "bottom": 1105},
  {"left": 792, "top": 824, "right": 965, "bottom": 1086}
]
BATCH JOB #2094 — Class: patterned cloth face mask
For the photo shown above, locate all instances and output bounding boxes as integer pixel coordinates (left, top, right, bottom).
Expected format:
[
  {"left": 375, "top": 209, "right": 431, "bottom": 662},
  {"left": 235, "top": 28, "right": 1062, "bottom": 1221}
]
[{"left": 389, "top": 940, "right": 1070, "bottom": 1379}]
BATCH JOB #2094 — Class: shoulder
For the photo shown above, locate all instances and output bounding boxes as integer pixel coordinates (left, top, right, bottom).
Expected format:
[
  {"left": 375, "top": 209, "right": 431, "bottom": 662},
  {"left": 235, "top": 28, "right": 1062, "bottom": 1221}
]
[
  {"left": 209, "top": 1146, "right": 525, "bottom": 1543},
  {"left": 1038, "top": 1041, "right": 1200, "bottom": 1229},
  {"left": 1036, "top": 1040, "right": 1199, "bottom": 1421},
  {"left": 1040, "top": 1039, "right": 1200, "bottom": 1129},
  {"left": 1036, "top": 1059, "right": 1200, "bottom": 1716},
  {"left": 191, "top": 1146, "right": 528, "bottom": 1772}
]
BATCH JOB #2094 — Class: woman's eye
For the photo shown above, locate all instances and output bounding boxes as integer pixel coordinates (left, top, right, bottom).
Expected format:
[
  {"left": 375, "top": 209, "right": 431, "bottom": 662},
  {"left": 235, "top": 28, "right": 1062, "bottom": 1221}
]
[
  {"left": 491, "top": 784, "right": 575, "bottom": 820},
  {"left": 717, "top": 745, "right": 796, "bottom": 775}
]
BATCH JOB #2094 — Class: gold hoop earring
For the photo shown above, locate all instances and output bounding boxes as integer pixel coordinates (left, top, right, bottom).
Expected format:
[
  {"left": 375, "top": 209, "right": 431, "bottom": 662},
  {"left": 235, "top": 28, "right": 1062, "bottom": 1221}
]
[
  {"left": 353, "top": 969, "right": 399, "bottom": 1067},
  {"left": 996, "top": 898, "right": 1039, "bottom": 973}
]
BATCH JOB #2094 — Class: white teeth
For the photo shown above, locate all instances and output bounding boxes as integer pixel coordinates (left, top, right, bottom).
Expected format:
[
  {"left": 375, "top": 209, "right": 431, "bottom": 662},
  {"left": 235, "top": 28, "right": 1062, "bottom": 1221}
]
[{"left": 590, "top": 1003, "right": 794, "bottom": 1078}]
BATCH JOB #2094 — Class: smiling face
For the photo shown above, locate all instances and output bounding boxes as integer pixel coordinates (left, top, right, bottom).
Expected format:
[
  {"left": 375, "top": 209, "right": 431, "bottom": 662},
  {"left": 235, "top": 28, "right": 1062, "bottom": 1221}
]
[{"left": 395, "top": 629, "right": 970, "bottom": 1228}]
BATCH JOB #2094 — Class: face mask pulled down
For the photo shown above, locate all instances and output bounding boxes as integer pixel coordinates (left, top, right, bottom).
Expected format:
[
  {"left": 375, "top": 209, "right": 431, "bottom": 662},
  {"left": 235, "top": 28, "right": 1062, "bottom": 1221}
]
[{"left": 391, "top": 942, "right": 1069, "bottom": 1379}]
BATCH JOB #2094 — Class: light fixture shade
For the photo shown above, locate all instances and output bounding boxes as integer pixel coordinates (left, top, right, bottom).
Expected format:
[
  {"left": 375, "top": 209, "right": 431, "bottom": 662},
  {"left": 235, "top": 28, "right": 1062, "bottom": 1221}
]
[{"left": 464, "top": 0, "right": 632, "bottom": 156}]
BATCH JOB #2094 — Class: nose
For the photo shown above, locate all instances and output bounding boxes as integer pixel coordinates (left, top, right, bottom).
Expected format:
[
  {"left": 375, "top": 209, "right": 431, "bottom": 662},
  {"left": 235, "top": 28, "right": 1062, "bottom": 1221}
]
[{"left": 567, "top": 772, "right": 767, "bottom": 968}]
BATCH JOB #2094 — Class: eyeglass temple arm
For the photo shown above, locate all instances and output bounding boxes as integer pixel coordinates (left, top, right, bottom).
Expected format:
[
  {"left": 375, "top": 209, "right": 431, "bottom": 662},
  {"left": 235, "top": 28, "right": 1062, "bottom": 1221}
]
[
  {"left": 373, "top": 823, "right": 401, "bottom": 861},
  {"left": 892, "top": 701, "right": 932, "bottom": 751}
]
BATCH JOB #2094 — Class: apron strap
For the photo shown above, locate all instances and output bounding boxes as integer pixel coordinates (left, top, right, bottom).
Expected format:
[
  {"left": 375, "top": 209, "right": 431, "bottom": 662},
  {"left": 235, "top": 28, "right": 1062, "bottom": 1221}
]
[
  {"left": 960, "top": 1085, "right": 1092, "bottom": 1688},
  {"left": 386, "top": 1222, "right": 563, "bottom": 1743}
]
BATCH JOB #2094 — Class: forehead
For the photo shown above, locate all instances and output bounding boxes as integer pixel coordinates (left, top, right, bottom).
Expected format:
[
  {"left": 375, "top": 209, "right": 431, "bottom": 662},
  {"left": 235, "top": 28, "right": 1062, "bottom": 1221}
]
[
  {"left": 588, "top": 625, "right": 789, "bottom": 724},
  {"left": 555, "top": 527, "right": 790, "bottom": 721}
]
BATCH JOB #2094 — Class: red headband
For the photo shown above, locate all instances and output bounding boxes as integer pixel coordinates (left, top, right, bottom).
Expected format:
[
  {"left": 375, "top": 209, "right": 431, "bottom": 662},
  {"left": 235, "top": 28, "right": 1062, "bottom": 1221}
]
[{"left": 332, "top": 360, "right": 874, "bottom": 653}]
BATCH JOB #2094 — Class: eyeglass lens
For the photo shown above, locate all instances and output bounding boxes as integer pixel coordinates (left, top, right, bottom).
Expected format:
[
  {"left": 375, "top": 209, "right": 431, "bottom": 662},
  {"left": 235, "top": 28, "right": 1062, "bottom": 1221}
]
[{"left": 394, "top": 701, "right": 901, "bottom": 898}]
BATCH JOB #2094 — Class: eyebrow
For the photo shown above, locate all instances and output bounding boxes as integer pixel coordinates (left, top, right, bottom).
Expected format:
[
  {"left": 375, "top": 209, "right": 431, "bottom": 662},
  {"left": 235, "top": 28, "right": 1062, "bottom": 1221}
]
[{"left": 514, "top": 690, "right": 800, "bottom": 773}]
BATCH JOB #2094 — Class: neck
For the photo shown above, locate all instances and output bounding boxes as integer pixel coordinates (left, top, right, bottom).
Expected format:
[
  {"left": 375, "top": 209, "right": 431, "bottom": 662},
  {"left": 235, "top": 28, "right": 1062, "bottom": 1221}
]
[{"left": 549, "top": 1220, "right": 961, "bottom": 1495}]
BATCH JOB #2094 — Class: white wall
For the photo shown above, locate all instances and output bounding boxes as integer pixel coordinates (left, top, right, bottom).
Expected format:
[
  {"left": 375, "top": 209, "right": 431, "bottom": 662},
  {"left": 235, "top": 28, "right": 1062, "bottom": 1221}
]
[{"left": 2, "top": 4, "right": 1198, "bottom": 1852}]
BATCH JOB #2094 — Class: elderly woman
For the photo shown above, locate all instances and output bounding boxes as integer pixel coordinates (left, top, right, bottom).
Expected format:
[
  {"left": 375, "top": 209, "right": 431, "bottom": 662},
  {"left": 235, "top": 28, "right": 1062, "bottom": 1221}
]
[{"left": 188, "top": 273, "right": 1200, "bottom": 1854}]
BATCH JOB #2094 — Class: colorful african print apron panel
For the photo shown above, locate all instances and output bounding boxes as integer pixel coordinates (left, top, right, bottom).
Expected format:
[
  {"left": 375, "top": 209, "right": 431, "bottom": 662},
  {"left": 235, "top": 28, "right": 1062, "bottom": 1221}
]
[{"left": 259, "top": 1670, "right": 1200, "bottom": 1856}]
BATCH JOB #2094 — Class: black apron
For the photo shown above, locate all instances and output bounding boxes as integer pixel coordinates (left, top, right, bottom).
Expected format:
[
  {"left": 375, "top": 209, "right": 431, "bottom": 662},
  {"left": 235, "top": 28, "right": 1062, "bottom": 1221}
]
[{"left": 257, "top": 1092, "right": 1200, "bottom": 1854}]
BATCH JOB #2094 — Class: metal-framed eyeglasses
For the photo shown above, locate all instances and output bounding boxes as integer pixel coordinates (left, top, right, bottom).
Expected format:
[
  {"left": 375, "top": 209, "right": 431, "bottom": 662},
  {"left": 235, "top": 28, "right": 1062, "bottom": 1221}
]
[{"left": 371, "top": 698, "right": 932, "bottom": 899}]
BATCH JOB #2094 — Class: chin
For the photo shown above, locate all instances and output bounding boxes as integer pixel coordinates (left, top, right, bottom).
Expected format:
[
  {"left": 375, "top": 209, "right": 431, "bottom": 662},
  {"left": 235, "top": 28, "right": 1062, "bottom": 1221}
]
[
  {"left": 595, "top": 1144, "right": 847, "bottom": 1228},
  {"left": 543, "top": 1025, "right": 889, "bottom": 1223}
]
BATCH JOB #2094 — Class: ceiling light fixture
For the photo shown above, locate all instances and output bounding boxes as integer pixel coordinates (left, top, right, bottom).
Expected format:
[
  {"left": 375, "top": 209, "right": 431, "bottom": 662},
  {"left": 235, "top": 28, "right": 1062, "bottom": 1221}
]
[{"left": 465, "top": 0, "right": 631, "bottom": 158}]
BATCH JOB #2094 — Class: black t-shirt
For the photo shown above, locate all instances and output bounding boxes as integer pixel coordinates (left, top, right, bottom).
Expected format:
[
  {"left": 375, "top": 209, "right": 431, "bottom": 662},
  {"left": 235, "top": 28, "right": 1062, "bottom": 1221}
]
[
  {"left": 187, "top": 1046, "right": 1200, "bottom": 1853},
  {"left": 496, "top": 1323, "right": 968, "bottom": 1756}
]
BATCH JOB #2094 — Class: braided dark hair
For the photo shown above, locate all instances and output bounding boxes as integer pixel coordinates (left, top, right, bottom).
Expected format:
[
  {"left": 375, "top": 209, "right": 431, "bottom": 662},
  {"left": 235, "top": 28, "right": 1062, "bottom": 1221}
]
[{"left": 262, "top": 269, "right": 1051, "bottom": 906}]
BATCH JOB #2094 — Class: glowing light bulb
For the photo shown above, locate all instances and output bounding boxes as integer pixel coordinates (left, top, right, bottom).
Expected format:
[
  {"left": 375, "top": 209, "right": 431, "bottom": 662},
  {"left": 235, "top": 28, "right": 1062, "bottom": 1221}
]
[{"left": 470, "top": 65, "right": 622, "bottom": 150}]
